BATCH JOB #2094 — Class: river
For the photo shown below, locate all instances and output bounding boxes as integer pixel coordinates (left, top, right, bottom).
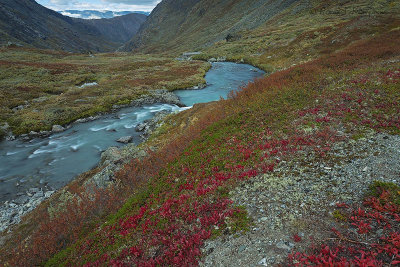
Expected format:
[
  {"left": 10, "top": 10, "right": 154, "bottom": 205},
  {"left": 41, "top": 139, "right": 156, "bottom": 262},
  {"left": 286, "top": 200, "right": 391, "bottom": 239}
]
[{"left": 0, "top": 62, "right": 264, "bottom": 203}]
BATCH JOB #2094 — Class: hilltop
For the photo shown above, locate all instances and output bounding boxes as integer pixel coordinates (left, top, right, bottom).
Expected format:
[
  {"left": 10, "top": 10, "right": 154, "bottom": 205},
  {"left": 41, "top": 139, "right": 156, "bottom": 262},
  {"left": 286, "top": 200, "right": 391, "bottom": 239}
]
[{"left": 0, "top": 0, "right": 146, "bottom": 52}]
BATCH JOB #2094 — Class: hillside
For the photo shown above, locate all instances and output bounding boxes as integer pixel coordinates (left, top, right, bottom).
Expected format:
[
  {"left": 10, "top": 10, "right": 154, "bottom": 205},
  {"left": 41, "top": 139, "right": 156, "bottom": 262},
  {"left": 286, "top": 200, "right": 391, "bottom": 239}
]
[
  {"left": 0, "top": 0, "right": 146, "bottom": 52},
  {"left": 0, "top": 0, "right": 400, "bottom": 266},
  {"left": 123, "top": 0, "right": 300, "bottom": 52}
]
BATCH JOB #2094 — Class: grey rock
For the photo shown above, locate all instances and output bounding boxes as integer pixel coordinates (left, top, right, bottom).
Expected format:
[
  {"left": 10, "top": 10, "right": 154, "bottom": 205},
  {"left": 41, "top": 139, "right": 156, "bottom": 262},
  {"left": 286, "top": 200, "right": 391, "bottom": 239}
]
[
  {"left": 139, "top": 110, "right": 171, "bottom": 140},
  {"left": 135, "top": 123, "right": 147, "bottom": 132},
  {"left": 44, "top": 191, "right": 54, "bottom": 198},
  {"left": 52, "top": 125, "right": 65, "bottom": 133},
  {"left": 117, "top": 136, "right": 133, "bottom": 144},
  {"left": 6, "top": 135, "right": 16, "bottom": 141},
  {"left": 276, "top": 241, "right": 292, "bottom": 251},
  {"left": 258, "top": 258, "right": 267, "bottom": 266},
  {"left": 100, "top": 147, "right": 123, "bottom": 166},
  {"left": 130, "top": 89, "right": 183, "bottom": 107},
  {"left": 13, "top": 195, "right": 29, "bottom": 205},
  {"left": 86, "top": 164, "right": 118, "bottom": 188}
]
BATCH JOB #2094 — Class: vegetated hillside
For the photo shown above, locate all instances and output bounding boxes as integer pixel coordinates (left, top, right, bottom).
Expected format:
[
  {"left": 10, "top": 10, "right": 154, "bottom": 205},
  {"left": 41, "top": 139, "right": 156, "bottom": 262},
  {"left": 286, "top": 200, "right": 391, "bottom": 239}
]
[
  {"left": 1, "top": 0, "right": 400, "bottom": 266},
  {"left": 0, "top": 0, "right": 146, "bottom": 52},
  {"left": 122, "top": 0, "right": 301, "bottom": 52},
  {"left": 4, "top": 23, "right": 397, "bottom": 266},
  {"left": 81, "top": 13, "right": 147, "bottom": 44},
  {"left": 124, "top": 0, "right": 400, "bottom": 62}
]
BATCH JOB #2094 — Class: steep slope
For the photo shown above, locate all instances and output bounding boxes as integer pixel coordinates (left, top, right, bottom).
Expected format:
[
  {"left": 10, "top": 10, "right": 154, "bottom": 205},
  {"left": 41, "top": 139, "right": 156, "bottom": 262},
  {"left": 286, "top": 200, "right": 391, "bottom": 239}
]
[
  {"left": 81, "top": 13, "right": 147, "bottom": 44},
  {"left": 122, "top": 0, "right": 301, "bottom": 52},
  {"left": 0, "top": 0, "right": 146, "bottom": 52}
]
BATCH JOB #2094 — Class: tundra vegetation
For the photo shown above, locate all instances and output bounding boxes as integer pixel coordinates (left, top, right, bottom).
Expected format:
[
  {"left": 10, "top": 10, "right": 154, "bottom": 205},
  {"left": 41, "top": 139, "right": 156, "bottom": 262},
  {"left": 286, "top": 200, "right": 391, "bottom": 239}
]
[
  {"left": 0, "top": 0, "right": 400, "bottom": 266},
  {"left": 0, "top": 48, "right": 209, "bottom": 135}
]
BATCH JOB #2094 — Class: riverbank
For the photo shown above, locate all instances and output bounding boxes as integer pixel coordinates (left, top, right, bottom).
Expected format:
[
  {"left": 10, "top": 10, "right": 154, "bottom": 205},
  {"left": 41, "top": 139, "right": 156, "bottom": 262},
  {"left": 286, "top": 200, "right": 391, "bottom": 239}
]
[
  {"left": 0, "top": 48, "right": 210, "bottom": 137},
  {"left": 0, "top": 62, "right": 264, "bottom": 235},
  {"left": 2, "top": 89, "right": 184, "bottom": 142}
]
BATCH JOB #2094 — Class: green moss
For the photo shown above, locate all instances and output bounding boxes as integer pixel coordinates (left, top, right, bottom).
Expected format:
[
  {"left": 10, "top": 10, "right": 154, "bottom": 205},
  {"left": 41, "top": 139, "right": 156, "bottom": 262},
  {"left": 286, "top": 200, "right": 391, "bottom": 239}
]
[
  {"left": 351, "top": 133, "right": 366, "bottom": 141},
  {"left": 367, "top": 181, "right": 400, "bottom": 205},
  {"left": 229, "top": 206, "right": 252, "bottom": 235},
  {"left": 332, "top": 210, "right": 347, "bottom": 221}
]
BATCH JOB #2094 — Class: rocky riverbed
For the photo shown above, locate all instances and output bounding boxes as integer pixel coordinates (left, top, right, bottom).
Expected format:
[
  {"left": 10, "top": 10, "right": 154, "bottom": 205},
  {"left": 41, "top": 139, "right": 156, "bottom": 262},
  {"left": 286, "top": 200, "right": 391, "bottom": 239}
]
[
  {"left": 200, "top": 131, "right": 400, "bottom": 266},
  {"left": 0, "top": 89, "right": 182, "bottom": 233}
]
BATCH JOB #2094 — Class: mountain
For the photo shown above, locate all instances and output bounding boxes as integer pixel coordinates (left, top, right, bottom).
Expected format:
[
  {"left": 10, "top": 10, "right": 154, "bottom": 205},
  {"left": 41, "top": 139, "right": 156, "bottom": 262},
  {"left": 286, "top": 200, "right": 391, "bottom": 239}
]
[
  {"left": 60, "top": 10, "right": 150, "bottom": 19},
  {"left": 80, "top": 13, "right": 147, "bottom": 44},
  {"left": 122, "top": 0, "right": 300, "bottom": 52},
  {"left": 0, "top": 0, "right": 147, "bottom": 52}
]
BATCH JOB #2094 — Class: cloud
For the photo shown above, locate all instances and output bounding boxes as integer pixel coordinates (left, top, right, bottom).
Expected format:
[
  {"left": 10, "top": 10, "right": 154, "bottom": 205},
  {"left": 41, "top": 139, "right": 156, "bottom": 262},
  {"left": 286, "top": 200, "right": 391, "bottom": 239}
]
[
  {"left": 37, "top": 0, "right": 160, "bottom": 11},
  {"left": 102, "top": 0, "right": 159, "bottom": 4},
  {"left": 49, "top": 0, "right": 73, "bottom": 4}
]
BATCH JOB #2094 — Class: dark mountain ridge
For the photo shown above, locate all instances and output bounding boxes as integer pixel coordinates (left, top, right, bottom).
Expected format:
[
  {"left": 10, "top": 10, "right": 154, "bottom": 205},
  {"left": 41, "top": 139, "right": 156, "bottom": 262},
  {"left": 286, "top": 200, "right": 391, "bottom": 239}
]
[
  {"left": 80, "top": 13, "right": 147, "bottom": 44},
  {"left": 0, "top": 0, "right": 146, "bottom": 52}
]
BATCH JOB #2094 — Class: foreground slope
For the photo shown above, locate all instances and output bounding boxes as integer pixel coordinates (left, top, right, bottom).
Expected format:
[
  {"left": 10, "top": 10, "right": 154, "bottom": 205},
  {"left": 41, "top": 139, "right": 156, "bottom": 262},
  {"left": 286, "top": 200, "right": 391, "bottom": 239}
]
[{"left": 0, "top": 0, "right": 146, "bottom": 52}]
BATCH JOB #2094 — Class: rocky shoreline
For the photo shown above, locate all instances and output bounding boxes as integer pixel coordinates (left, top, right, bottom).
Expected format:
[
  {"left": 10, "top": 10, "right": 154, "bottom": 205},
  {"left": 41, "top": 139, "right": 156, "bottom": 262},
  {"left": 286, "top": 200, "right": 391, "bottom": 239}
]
[{"left": 1, "top": 89, "right": 184, "bottom": 142}]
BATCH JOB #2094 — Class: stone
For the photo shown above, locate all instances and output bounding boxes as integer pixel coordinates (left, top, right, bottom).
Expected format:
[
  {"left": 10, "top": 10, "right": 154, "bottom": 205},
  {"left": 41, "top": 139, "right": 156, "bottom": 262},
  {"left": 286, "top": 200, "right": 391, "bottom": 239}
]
[
  {"left": 135, "top": 123, "right": 147, "bottom": 132},
  {"left": 85, "top": 164, "right": 118, "bottom": 188},
  {"left": 44, "top": 191, "right": 54, "bottom": 198},
  {"left": 362, "top": 166, "right": 370, "bottom": 172},
  {"left": 6, "top": 135, "right": 16, "bottom": 141},
  {"left": 276, "top": 241, "right": 292, "bottom": 251},
  {"left": 258, "top": 258, "right": 267, "bottom": 266},
  {"left": 238, "top": 245, "right": 246, "bottom": 252},
  {"left": 100, "top": 147, "right": 122, "bottom": 166},
  {"left": 14, "top": 195, "right": 29, "bottom": 205},
  {"left": 117, "top": 136, "right": 133, "bottom": 144},
  {"left": 52, "top": 125, "right": 65, "bottom": 133}
]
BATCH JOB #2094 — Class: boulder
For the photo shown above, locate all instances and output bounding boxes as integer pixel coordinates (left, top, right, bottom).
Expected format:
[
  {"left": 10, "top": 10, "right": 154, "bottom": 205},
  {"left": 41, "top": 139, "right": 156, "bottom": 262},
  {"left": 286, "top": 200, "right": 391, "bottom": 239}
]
[
  {"left": 86, "top": 164, "right": 118, "bottom": 188},
  {"left": 52, "top": 125, "right": 65, "bottom": 133},
  {"left": 100, "top": 147, "right": 123, "bottom": 166},
  {"left": 135, "top": 123, "right": 147, "bottom": 132},
  {"left": 117, "top": 136, "right": 133, "bottom": 144}
]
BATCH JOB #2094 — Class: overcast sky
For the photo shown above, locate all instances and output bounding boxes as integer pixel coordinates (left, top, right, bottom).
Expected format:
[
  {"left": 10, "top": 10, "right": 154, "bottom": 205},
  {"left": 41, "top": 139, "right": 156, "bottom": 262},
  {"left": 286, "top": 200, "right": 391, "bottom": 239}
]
[{"left": 36, "top": 0, "right": 161, "bottom": 11}]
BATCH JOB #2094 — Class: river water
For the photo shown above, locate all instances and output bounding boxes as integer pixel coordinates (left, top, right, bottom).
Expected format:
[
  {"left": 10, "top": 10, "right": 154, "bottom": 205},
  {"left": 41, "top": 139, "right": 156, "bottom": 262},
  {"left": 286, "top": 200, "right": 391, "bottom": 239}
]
[{"left": 0, "top": 62, "right": 264, "bottom": 202}]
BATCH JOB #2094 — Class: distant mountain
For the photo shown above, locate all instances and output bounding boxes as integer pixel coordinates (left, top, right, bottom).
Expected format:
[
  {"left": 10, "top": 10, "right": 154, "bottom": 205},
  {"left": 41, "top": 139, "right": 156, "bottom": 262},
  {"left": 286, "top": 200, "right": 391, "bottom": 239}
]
[
  {"left": 81, "top": 13, "right": 147, "bottom": 43},
  {"left": 0, "top": 0, "right": 147, "bottom": 52},
  {"left": 122, "top": 0, "right": 299, "bottom": 52},
  {"left": 60, "top": 10, "right": 150, "bottom": 19}
]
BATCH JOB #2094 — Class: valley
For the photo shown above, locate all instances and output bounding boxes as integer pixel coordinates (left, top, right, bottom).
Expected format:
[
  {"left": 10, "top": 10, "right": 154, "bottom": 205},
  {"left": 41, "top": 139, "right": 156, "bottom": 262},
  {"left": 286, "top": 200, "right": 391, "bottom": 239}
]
[{"left": 0, "top": 0, "right": 400, "bottom": 266}]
